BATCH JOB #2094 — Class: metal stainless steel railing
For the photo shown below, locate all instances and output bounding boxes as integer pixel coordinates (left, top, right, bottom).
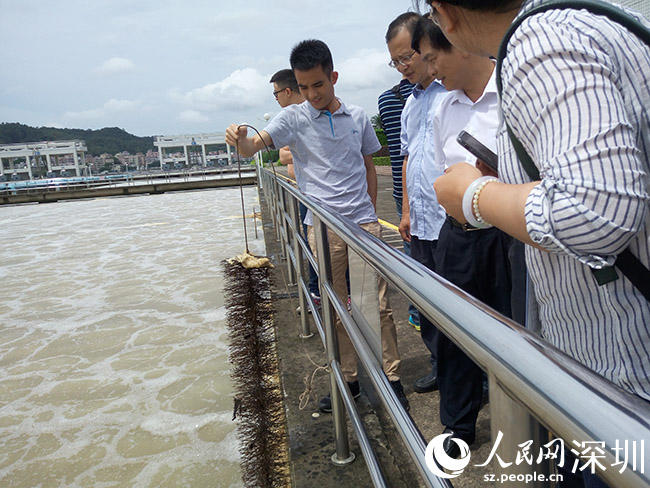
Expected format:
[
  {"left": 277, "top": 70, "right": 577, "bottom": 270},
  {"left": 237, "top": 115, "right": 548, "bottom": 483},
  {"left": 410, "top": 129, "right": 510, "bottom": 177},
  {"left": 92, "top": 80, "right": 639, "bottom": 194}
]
[
  {"left": 0, "top": 168, "right": 257, "bottom": 197},
  {"left": 260, "top": 168, "right": 650, "bottom": 488}
]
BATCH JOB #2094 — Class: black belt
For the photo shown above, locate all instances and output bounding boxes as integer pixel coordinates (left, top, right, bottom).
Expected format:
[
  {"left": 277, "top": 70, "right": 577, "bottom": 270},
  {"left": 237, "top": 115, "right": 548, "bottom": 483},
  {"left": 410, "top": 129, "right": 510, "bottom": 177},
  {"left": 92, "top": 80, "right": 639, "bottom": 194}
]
[{"left": 447, "top": 216, "right": 482, "bottom": 232}]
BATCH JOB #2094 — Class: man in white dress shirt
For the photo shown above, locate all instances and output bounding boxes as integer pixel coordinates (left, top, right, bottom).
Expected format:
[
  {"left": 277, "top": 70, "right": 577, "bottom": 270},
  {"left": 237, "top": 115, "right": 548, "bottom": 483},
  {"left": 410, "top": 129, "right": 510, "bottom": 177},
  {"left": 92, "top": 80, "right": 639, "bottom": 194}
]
[{"left": 414, "top": 18, "right": 513, "bottom": 459}]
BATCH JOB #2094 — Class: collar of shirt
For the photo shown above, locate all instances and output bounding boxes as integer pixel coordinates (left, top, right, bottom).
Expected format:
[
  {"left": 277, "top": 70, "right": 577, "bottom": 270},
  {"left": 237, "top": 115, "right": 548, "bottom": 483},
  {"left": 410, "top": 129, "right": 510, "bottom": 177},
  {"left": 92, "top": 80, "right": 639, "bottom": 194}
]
[
  {"left": 412, "top": 80, "right": 443, "bottom": 99},
  {"left": 447, "top": 65, "right": 497, "bottom": 106},
  {"left": 399, "top": 78, "right": 415, "bottom": 91},
  {"left": 306, "top": 98, "right": 350, "bottom": 119}
]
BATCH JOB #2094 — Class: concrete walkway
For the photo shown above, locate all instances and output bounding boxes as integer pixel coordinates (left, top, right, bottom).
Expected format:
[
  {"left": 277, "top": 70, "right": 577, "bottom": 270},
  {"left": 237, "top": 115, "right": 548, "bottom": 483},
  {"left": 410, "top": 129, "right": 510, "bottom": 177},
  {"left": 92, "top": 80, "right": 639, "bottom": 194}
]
[{"left": 261, "top": 167, "right": 498, "bottom": 487}]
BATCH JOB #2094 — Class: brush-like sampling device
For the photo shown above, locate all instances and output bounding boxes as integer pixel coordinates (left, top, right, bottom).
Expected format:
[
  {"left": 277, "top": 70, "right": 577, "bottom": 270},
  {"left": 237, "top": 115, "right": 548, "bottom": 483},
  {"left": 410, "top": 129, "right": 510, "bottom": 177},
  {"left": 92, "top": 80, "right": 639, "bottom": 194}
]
[{"left": 222, "top": 125, "right": 290, "bottom": 487}]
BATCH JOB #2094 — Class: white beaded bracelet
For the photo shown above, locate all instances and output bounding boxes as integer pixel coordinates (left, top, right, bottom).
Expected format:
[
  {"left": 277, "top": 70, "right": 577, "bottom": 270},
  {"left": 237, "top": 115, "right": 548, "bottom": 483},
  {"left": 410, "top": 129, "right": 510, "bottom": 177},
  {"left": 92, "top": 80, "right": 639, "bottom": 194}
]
[{"left": 461, "top": 176, "right": 497, "bottom": 228}]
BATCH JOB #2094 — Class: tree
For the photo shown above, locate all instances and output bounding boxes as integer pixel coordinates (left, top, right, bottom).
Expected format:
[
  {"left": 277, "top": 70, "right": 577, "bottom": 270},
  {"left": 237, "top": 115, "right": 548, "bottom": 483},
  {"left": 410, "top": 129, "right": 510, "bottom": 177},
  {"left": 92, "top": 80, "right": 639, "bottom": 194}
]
[
  {"left": 0, "top": 123, "right": 154, "bottom": 156},
  {"left": 371, "top": 113, "right": 384, "bottom": 131},
  {"left": 262, "top": 150, "right": 280, "bottom": 163},
  {"left": 375, "top": 128, "right": 388, "bottom": 146}
]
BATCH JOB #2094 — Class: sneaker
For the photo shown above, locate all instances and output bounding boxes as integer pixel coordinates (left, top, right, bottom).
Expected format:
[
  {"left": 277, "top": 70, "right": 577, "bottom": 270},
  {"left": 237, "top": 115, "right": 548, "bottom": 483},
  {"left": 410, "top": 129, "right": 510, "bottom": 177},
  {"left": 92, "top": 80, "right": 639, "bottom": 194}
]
[
  {"left": 297, "top": 293, "right": 320, "bottom": 315},
  {"left": 408, "top": 315, "right": 421, "bottom": 332},
  {"left": 318, "top": 380, "right": 360, "bottom": 413},
  {"left": 390, "top": 379, "right": 410, "bottom": 412},
  {"left": 310, "top": 292, "right": 321, "bottom": 311}
]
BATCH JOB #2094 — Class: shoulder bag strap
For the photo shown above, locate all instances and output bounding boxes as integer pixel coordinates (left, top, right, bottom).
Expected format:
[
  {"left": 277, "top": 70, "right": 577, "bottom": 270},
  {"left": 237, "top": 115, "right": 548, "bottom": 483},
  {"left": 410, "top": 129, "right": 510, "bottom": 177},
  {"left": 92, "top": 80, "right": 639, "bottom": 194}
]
[
  {"left": 390, "top": 83, "right": 406, "bottom": 107},
  {"left": 495, "top": 0, "right": 650, "bottom": 300}
]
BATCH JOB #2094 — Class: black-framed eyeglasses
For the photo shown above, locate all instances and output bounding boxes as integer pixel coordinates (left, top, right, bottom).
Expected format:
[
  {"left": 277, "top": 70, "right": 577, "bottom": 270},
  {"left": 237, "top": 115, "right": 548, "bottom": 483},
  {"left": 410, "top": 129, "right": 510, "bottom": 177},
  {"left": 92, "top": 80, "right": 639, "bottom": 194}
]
[
  {"left": 388, "top": 50, "right": 417, "bottom": 69},
  {"left": 273, "top": 88, "right": 285, "bottom": 99}
]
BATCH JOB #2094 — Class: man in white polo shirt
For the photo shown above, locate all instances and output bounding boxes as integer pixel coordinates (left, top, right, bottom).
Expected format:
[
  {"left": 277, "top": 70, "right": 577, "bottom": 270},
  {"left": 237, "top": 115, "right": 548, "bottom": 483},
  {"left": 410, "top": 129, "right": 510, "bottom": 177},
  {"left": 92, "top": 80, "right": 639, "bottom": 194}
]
[{"left": 225, "top": 39, "right": 408, "bottom": 413}]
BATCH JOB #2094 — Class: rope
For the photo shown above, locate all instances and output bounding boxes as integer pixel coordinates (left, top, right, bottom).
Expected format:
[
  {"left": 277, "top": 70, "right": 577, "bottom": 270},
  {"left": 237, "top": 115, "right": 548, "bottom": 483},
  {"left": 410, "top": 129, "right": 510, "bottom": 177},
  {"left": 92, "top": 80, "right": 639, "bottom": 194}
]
[
  {"left": 299, "top": 363, "right": 330, "bottom": 410},
  {"left": 234, "top": 139, "right": 250, "bottom": 253},
  {"left": 267, "top": 218, "right": 329, "bottom": 411},
  {"left": 233, "top": 123, "right": 279, "bottom": 254}
]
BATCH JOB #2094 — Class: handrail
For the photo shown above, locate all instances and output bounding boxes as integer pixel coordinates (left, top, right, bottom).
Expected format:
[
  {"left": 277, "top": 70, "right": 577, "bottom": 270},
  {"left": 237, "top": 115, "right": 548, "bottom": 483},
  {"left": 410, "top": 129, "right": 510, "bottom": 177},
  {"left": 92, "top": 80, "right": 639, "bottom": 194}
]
[
  {"left": 0, "top": 169, "right": 256, "bottom": 196},
  {"left": 261, "top": 168, "right": 650, "bottom": 488},
  {"left": 322, "top": 275, "right": 449, "bottom": 487},
  {"left": 331, "top": 361, "right": 388, "bottom": 487}
]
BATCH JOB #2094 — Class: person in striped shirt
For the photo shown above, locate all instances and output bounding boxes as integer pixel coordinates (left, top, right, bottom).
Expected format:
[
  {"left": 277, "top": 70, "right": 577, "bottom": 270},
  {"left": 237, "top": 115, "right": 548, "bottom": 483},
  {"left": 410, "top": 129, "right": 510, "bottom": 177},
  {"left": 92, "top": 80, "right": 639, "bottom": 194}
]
[
  {"left": 429, "top": 0, "right": 649, "bottom": 484},
  {"left": 378, "top": 78, "right": 415, "bottom": 219},
  {"left": 379, "top": 46, "right": 418, "bottom": 331}
]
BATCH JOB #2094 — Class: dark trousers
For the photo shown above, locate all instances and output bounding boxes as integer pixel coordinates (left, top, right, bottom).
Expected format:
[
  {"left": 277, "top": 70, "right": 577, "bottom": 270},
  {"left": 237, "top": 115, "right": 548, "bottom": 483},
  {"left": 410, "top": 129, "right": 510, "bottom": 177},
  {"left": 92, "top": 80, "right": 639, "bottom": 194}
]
[
  {"left": 557, "top": 451, "right": 610, "bottom": 488},
  {"left": 409, "top": 236, "right": 439, "bottom": 369},
  {"left": 395, "top": 197, "right": 420, "bottom": 324},
  {"left": 434, "top": 218, "right": 512, "bottom": 440}
]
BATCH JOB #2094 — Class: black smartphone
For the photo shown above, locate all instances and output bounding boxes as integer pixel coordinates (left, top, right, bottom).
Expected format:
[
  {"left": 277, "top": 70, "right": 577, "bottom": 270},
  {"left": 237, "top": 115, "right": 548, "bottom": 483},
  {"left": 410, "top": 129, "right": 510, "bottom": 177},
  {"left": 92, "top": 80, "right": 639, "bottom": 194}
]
[{"left": 456, "top": 130, "right": 498, "bottom": 173}]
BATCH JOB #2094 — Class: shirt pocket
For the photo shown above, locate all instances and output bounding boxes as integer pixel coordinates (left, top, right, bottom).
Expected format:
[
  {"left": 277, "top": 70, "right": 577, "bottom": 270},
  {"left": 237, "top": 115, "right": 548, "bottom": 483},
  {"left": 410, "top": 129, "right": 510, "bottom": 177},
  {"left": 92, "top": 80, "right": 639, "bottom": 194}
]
[{"left": 340, "top": 129, "right": 363, "bottom": 163}]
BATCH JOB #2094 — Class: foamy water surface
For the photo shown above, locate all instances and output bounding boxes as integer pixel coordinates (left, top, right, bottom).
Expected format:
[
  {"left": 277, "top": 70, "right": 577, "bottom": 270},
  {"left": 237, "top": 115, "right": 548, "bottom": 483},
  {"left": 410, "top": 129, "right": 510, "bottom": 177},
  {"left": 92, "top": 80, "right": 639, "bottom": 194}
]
[{"left": 0, "top": 188, "right": 264, "bottom": 487}]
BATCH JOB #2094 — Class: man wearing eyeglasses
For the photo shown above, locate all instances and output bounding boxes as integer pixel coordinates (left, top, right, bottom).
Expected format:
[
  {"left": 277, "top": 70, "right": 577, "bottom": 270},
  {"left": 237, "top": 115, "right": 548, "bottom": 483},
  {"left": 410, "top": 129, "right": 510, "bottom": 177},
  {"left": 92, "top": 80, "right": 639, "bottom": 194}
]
[
  {"left": 378, "top": 75, "right": 416, "bottom": 333},
  {"left": 269, "top": 69, "right": 322, "bottom": 310},
  {"left": 269, "top": 69, "right": 305, "bottom": 180},
  {"left": 386, "top": 12, "right": 447, "bottom": 395}
]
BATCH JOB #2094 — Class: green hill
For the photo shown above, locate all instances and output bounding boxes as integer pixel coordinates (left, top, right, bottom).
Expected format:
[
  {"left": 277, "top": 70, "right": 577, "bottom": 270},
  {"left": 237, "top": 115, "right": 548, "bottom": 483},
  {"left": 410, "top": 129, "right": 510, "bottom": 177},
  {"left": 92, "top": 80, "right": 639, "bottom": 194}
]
[{"left": 0, "top": 123, "right": 154, "bottom": 156}]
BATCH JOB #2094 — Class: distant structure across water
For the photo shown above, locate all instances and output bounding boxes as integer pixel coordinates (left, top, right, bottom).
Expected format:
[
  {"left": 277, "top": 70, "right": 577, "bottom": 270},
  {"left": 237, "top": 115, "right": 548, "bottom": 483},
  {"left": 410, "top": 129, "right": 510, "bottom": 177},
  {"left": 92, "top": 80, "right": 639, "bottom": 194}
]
[
  {"left": 154, "top": 133, "right": 232, "bottom": 171},
  {"left": 0, "top": 140, "right": 88, "bottom": 181}
]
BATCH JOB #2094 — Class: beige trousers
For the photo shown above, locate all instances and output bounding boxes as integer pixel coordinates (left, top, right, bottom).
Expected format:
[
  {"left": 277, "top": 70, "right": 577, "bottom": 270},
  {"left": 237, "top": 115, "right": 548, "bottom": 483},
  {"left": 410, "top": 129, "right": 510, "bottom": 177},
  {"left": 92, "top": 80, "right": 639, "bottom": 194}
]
[{"left": 308, "top": 221, "right": 401, "bottom": 382}]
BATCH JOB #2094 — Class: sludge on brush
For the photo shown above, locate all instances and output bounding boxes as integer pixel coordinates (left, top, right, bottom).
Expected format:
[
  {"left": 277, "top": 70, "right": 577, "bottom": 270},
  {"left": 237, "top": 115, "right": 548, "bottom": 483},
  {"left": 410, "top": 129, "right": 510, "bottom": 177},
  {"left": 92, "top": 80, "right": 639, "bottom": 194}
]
[{"left": 222, "top": 258, "right": 290, "bottom": 488}]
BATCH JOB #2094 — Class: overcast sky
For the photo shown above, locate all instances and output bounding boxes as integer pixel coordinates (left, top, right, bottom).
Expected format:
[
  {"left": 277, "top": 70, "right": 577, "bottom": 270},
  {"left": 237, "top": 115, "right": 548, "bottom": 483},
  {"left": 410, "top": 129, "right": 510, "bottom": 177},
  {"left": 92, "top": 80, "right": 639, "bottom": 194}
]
[{"left": 0, "top": 0, "right": 420, "bottom": 137}]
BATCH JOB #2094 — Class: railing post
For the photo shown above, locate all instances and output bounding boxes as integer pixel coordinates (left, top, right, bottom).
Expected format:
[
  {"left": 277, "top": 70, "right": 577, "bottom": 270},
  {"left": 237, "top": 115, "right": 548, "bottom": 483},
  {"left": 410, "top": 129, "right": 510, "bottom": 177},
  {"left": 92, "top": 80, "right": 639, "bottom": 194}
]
[
  {"left": 313, "top": 215, "right": 355, "bottom": 466},
  {"left": 261, "top": 171, "right": 269, "bottom": 203},
  {"left": 279, "top": 187, "right": 296, "bottom": 285},
  {"left": 252, "top": 205, "right": 259, "bottom": 239},
  {"left": 276, "top": 186, "right": 288, "bottom": 263},
  {"left": 488, "top": 373, "right": 550, "bottom": 487},
  {"left": 265, "top": 174, "right": 278, "bottom": 236},
  {"left": 273, "top": 179, "right": 282, "bottom": 243},
  {"left": 289, "top": 197, "right": 312, "bottom": 339}
]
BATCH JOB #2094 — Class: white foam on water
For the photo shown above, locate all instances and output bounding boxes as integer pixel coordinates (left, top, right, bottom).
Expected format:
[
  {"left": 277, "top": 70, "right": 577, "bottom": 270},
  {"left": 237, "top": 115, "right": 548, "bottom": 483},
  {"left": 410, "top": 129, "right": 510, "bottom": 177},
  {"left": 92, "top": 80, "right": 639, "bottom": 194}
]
[
  {"left": 204, "top": 306, "right": 227, "bottom": 323},
  {"left": 0, "top": 187, "right": 263, "bottom": 487},
  {"left": 139, "top": 411, "right": 232, "bottom": 436},
  {"left": 215, "top": 428, "right": 244, "bottom": 464}
]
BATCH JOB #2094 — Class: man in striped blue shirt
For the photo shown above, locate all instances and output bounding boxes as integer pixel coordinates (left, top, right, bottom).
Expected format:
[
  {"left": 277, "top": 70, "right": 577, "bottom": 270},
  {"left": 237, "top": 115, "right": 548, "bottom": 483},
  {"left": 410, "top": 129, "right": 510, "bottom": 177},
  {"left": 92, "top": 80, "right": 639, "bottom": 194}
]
[
  {"left": 431, "top": 0, "right": 649, "bottom": 485},
  {"left": 378, "top": 58, "right": 417, "bottom": 330},
  {"left": 378, "top": 78, "right": 415, "bottom": 218}
]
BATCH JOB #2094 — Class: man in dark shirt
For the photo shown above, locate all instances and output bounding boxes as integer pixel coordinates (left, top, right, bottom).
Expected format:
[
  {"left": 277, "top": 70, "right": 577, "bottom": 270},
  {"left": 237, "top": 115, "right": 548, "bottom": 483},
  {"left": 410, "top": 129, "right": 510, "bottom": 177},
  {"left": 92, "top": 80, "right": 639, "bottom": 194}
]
[{"left": 378, "top": 78, "right": 414, "bottom": 219}]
